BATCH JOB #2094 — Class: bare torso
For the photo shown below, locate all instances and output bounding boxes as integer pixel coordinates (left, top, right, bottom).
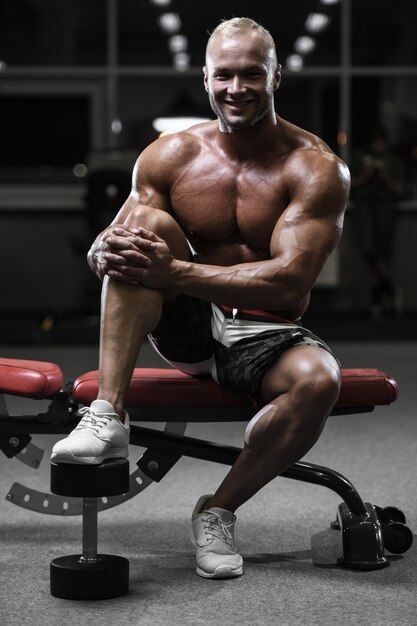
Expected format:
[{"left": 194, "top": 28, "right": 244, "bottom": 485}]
[
  {"left": 170, "top": 130, "right": 288, "bottom": 266},
  {"left": 152, "top": 120, "right": 331, "bottom": 259},
  {"left": 135, "top": 118, "right": 345, "bottom": 317},
  {"left": 105, "top": 116, "right": 349, "bottom": 319}
]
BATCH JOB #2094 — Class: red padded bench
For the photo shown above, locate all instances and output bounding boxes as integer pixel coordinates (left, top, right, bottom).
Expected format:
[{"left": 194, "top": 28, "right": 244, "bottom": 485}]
[
  {"left": 0, "top": 357, "right": 412, "bottom": 571},
  {"left": 0, "top": 358, "right": 398, "bottom": 412},
  {"left": 72, "top": 366, "right": 398, "bottom": 414},
  {"left": 0, "top": 358, "right": 64, "bottom": 399}
]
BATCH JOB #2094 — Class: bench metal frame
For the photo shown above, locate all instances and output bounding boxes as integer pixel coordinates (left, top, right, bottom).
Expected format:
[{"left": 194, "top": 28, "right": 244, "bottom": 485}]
[{"left": 0, "top": 362, "right": 413, "bottom": 571}]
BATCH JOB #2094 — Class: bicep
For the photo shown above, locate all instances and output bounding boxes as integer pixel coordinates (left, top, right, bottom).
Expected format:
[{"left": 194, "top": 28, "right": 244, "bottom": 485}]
[
  {"left": 271, "top": 157, "right": 349, "bottom": 279},
  {"left": 270, "top": 198, "right": 345, "bottom": 287}
]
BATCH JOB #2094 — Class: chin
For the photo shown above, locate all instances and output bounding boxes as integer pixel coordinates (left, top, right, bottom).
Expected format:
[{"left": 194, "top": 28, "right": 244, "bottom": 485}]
[
  {"left": 226, "top": 109, "right": 269, "bottom": 131},
  {"left": 223, "top": 115, "right": 256, "bottom": 132}
]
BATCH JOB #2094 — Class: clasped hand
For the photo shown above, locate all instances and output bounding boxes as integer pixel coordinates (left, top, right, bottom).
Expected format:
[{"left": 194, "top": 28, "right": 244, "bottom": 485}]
[{"left": 97, "top": 225, "right": 176, "bottom": 288}]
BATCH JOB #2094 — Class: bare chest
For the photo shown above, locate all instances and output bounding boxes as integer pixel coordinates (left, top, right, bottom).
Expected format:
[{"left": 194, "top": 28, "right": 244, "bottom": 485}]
[{"left": 170, "top": 159, "right": 289, "bottom": 253}]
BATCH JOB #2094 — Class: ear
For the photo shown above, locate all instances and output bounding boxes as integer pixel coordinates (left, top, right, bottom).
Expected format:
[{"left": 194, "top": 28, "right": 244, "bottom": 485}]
[
  {"left": 273, "top": 64, "right": 282, "bottom": 91},
  {"left": 203, "top": 66, "right": 208, "bottom": 92}
]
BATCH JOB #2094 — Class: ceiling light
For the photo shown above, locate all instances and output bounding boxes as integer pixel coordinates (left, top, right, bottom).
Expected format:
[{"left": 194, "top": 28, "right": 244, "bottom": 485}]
[
  {"left": 173, "top": 52, "right": 190, "bottom": 70},
  {"left": 305, "top": 13, "right": 331, "bottom": 33},
  {"left": 294, "top": 36, "right": 317, "bottom": 55},
  {"left": 320, "top": 0, "right": 340, "bottom": 4},
  {"left": 73, "top": 163, "right": 88, "bottom": 178},
  {"left": 286, "top": 54, "right": 304, "bottom": 71},
  {"left": 153, "top": 116, "right": 209, "bottom": 133},
  {"left": 168, "top": 34, "right": 188, "bottom": 53},
  {"left": 157, "top": 12, "right": 181, "bottom": 34},
  {"left": 149, "top": 0, "right": 172, "bottom": 6},
  {"left": 337, "top": 131, "right": 347, "bottom": 146},
  {"left": 152, "top": 91, "right": 212, "bottom": 133},
  {"left": 111, "top": 119, "right": 122, "bottom": 134}
]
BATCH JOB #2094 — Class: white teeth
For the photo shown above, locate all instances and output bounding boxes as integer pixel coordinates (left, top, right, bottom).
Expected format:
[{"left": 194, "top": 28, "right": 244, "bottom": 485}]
[{"left": 227, "top": 101, "right": 249, "bottom": 107}]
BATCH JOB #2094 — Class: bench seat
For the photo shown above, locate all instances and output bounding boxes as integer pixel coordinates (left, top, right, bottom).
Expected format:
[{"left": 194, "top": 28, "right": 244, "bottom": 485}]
[
  {"left": 0, "top": 358, "right": 398, "bottom": 411},
  {"left": 72, "top": 367, "right": 398, "bottom": 408},
  {"left": 0, "top": 358, "right": 64, "bottom": 398}
]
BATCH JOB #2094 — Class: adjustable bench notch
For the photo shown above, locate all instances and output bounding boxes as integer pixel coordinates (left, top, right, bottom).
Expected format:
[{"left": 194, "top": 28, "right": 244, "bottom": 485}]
[{"left": 137, "top": 449, "right": 182, "bottom": 482}]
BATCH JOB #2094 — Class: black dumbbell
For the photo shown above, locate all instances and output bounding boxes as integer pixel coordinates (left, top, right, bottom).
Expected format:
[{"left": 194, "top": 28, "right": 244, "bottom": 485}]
[{"left": 50, "top": 458, "right": 130, "bottom": 600}]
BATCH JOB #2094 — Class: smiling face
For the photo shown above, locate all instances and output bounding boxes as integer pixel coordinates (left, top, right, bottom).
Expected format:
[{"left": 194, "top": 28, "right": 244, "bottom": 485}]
[{"left": 204, "top": 31, "right": 281, "bottom": 133}]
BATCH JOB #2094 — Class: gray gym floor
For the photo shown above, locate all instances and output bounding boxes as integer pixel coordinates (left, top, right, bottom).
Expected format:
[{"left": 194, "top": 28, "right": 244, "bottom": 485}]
[{"left": 1, "top": 339, "right": 416, "bottom": 625}]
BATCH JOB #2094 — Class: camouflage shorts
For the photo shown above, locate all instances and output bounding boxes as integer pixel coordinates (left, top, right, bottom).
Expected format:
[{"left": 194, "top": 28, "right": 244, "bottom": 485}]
[{"left": 149, "top": 294, "right": 336, "bottom": 407}]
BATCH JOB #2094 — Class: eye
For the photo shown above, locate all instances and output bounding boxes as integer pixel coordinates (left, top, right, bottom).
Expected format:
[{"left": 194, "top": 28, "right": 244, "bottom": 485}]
[{"left": 245, "top": 71, "right": 263, "bottom": 79}]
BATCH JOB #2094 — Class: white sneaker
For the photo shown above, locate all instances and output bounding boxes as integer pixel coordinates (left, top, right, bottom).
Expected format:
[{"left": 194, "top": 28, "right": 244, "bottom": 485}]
[
  {"left": 51, "top": 399, "right": 130, "bottom": 465},
  {"left": 190, "top": 494, "right": 243, "bottom": 579}
]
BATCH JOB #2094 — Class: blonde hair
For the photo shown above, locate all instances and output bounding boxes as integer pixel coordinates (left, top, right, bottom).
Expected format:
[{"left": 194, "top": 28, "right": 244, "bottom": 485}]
[{"left": 206, "top": 17, "right": 278, "bottom": 71}]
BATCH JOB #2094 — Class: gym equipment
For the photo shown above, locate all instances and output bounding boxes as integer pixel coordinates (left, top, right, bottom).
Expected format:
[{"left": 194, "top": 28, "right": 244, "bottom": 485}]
[
  {"left": 50, "top": 459, "right": 130, "bottom": 600},
  {"left": 0, "top": 358, "right": 413, "bottom": 574}
]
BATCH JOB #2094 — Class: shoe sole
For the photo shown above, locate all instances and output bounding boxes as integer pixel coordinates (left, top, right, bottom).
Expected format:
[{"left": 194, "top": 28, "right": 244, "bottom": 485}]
[
  {"left": 190, "top": 530, "right": 243, "bottom": 579},
  {"left": 50, "top": 448, "right": 129, "bottom": 465},
  {"left": 196, "top": 564, "right": 243, "bottom": 579}
]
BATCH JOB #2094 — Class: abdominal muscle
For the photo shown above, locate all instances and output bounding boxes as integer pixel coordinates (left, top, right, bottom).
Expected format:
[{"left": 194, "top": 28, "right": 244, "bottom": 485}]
[
  {"left": 192, "top": 238, "right": 269, "bottom": 266},
  {"left": 189, "top": 237, "right": 310, "bottom": 321}
]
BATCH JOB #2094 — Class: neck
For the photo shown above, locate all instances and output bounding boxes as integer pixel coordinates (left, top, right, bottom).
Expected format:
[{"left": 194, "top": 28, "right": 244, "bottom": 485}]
[{"left": 216, "top": 112, "right": 280, "bottom": 161}]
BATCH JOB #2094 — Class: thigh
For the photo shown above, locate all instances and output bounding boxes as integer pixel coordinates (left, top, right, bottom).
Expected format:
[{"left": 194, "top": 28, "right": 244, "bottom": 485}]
[
  {"left": 214, "top": 326, "right": 337, "bottom": 408},
  {"left": 148, "top": 293, "right": 214, "bottom": 367},
  {"left": 259, "top": 344, "right": 341, "bottom": 406}
]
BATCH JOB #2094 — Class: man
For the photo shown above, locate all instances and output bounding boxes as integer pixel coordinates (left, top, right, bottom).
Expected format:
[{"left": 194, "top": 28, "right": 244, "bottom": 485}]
[
  {"left": 52, "top": 17, "right": 350, "bottom": 579},
  {"left": 350, "top": 122, "right": 404, "bottom": 320}
]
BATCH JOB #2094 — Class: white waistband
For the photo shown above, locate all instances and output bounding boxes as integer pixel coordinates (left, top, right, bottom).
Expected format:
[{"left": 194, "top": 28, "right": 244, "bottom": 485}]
[{"left": 211, "top": 304, "right": 300, "bottom": 348}]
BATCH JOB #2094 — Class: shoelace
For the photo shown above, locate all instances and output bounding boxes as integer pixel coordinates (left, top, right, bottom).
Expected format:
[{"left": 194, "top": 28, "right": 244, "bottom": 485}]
[
  {"left": 203, "top": 513, "right": 235, "bottom": 548},
  {"left": 74, "top": 407, "right": 111, "bottom": 435}
]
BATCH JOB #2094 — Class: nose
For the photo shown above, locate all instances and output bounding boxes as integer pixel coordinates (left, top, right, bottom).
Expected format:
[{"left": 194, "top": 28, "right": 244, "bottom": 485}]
[{"left": 228, "top": 75, "right": 247, "bottom": 95}]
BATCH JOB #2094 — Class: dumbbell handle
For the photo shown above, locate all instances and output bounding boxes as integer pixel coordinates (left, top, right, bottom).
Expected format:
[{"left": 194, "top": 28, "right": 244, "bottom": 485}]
[{"left": 79, "top": 497, "right": 99, "bottom": 563}]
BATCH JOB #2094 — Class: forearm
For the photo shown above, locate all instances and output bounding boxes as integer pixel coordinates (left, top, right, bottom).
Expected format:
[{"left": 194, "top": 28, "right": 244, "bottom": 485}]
[{"left": 172, "top": 258, "right": 306, "bottom": 310}]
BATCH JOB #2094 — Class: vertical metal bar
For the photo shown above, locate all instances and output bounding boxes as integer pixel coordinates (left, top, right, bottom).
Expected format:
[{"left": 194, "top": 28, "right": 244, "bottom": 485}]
[
  {"left": 80, "top": 497, "right": 99, "bottom": 562},
  {"left": 339, "top": 0, "right": 352, "bottom": 164},
  {"left": 107, "top": 0, "right": 119, "bottom": 148},
  {"left": 0, "top": 392, "right": 8, "bottom": 415}
]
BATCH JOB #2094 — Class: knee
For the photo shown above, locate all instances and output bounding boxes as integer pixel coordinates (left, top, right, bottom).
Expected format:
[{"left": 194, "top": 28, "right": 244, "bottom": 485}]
[
  {"left": 292, "top": 360, "right": 341, "bottom": 410},
  {"left": 262, "top": 350, "right": 341, "bottom": 411},
  {"left": 124, "top": 204, "right": 190, "bottom": 260},
  {"left": 245, "top": 357, "right": 340, "bottom": 448},
  {"left": 124, "top": 204, "right": 173, "bottom": 235}
]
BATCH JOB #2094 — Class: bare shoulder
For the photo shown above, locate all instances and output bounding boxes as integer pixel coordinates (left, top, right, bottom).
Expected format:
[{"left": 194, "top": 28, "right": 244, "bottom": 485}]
[
  {"left": 133, "top": 121, "right": 215, "bottom": 184},
  {"left": 281, "top": 120, "right": 351, "bottom": 203},
  {"left": 128, "top": 121, "right": 217, "bottom": 208}
]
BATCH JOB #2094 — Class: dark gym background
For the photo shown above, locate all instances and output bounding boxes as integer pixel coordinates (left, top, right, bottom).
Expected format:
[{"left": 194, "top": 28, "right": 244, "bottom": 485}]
[
  {"left": 1, "top": 2, "right": 417, "bottom": 625},
  {"left": 0, "top": 0, "right": 416, "bottom": 340}
]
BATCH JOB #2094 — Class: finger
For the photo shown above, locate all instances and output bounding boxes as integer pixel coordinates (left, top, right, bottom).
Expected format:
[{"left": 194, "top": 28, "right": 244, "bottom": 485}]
[
  {"left": 105, "top": 232, "right": 156, "bottom": 254},
  {"left": 104, "top": 250, "right": 151, "bottom": 266},
  {"left": 105, "top": 234, "right": 139, "bottom": 250},
  {"left": 107, "top": 266, "right": 149, "bottom": 285},
  {"left": 107, "top": 269, "right": 139, "bottom": 285},
  {"left": 103, "top": 251, "right": 129, "bottom": 265},
  {"left": 135, "top": 227, "right": 164, "bottom": 243},
  {"left": 112, "top": 226, "right": 139, "bottom": 237},
  {"left": 132, "top": 235, "right": 156, "bottom": 252}
]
